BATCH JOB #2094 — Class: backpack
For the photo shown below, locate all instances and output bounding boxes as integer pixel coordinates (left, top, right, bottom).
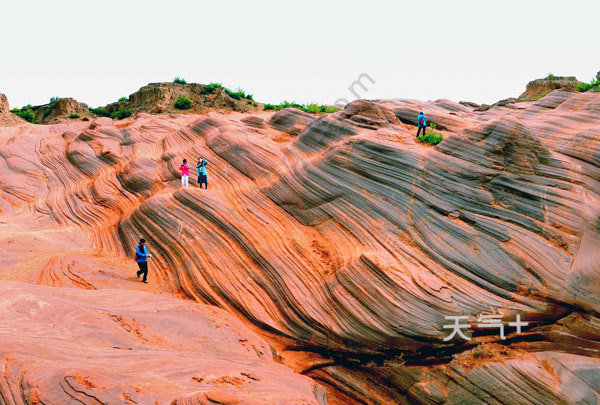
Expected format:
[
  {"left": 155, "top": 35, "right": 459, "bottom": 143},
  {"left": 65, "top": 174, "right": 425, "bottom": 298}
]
[{"left": 419, "top": 117, "right": 424, "bottom": 125}]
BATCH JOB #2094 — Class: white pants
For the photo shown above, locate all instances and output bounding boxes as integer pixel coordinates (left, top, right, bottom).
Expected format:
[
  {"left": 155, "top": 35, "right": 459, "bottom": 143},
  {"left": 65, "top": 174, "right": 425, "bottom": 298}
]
[{"left": 181, "top": 175, "right": 189, "bottom": 188}]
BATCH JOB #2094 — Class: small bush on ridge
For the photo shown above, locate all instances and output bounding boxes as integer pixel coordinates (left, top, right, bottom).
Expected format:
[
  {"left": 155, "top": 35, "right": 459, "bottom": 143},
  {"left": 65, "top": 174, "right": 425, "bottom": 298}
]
[
  {"left": 69, "top": 113, "right": 80, "bottom": 119},
  {"left": 200, "top": 83, "right": 224, "bottom": 94},
  {"left": 173, "top": 76, "right": 187, "bottom": 84},
  {"left": 200, "top": 82, "right": 253, "bottom": 100}
]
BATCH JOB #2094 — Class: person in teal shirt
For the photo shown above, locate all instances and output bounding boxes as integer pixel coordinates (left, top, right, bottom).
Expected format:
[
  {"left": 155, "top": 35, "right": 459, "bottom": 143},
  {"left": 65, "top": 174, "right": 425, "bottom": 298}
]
[
  {"left": 196, "top": 158, "right": 209, "bottom": 189},
  {"left": 416, "top": 111, "right": 427, "bottom": 138}
]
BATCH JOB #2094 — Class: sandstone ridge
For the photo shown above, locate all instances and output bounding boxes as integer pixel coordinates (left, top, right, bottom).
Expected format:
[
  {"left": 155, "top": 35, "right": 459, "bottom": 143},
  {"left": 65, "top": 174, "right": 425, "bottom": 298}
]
[{"left": 0, "top": 89, "right": 599, "bottom": 404}]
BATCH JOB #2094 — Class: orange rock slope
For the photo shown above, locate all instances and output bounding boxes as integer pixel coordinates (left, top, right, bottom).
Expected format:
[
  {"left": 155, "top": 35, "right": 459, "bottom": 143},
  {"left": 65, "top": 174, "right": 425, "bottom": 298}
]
[{"left": 0, "top": 90, "right": 599, "bottom": 404}]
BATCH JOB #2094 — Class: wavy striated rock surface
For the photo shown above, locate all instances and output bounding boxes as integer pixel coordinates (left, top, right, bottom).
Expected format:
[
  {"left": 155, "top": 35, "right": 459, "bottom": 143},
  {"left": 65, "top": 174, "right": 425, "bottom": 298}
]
[
  {"left": 1, "top": 90, "right": 599, "bottom": 404},
  {"left": 0, "top": 282, "right": 325, "bottom": 404}
]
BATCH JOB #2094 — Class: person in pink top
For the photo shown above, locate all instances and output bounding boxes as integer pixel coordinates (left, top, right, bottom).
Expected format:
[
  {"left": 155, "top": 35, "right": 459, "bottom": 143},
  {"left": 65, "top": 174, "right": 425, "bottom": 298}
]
[{"left": 179, "top": 159, "right": 190, "bottom": 188}]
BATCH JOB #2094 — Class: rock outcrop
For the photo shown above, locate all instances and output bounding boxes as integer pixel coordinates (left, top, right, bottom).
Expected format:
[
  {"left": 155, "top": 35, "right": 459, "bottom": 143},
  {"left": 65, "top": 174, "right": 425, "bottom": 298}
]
[
  {"left": 1, "top": 89, "right": 599, "bottom": 404},
  {"left": 33, "top": 97, "right": 92, "bottom": 124},
  {"left": 519, "top": 75, "right": 580, "bottom": 99},
  {"left": 0, "top": 92, "right": 24, "bottom": 126},
  {"left": 341, "top": 99, "right": 400, "bottom": 129},
  {"left": 103, "top": 82, "right": 254, "bottom": 115}
]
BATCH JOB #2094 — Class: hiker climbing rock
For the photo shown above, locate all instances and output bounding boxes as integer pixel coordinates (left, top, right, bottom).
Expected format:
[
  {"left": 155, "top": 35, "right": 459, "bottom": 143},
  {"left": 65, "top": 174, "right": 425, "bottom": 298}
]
[
  {"left": 416, "top": 111, "right": 427, "bottom": 137},
  {"left": 180, "top": 159, "right": 190, "bottom": 188},
  {"left": 135, "top": 238, "right": 152, "bottom": 283},
  {"left": 196, "top": 157, "right": 208, "bottom": 189}
]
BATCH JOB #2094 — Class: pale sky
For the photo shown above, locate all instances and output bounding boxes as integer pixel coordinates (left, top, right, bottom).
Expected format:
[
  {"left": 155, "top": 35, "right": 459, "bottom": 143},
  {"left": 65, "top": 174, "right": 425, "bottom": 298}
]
[{"left": 1, "top": 0, "right": 599, "bottom": 109}]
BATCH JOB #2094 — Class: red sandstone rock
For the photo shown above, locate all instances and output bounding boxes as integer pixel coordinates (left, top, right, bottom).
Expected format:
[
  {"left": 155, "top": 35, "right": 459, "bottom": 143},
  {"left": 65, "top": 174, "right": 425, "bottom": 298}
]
[
  {"left": 519, "top": 75, "right": 580, "bottom": 99},
  {"left": 0, "top": 92, "right": 24, "bottom": 126},
  {"left": 1, "top": 89, "right": 600, "bottom": 403}
]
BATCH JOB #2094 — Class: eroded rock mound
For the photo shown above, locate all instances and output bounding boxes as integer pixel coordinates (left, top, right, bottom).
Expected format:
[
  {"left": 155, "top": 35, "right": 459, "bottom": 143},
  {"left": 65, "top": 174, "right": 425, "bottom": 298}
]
[
  {"left": 104, "top": 82, "right": 254, "bottom": 116},
  {"left": 519, "top": 75, "right": 580, "bottom": 99},
  {"left": 34, "top": 97, "right": 91, "bottom": 123}
]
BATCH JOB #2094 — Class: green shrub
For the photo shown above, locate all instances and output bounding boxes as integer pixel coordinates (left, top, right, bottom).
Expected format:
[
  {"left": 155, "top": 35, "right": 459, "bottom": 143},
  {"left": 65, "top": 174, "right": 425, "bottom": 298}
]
[
  {"left": 173, "top": 76, "right": 187, "bottom": 84},
  {"left": 262, "top": 101, "right": 340, "bottom": 114},
  {"left": 69, "top": 113, "right": 80, "bottom": 119},
  {"left": 82, "top": 117, "right": 89, "bottom": 121},
  {"left": 15, "top": 109, "right": 35, "bottom": 123},
  {"left": 318, "top": 105, "right": 340, "bottom": 113},
  {"left": 90, "top": 107, "right": 111, "bottom": 117},
  {"left": 519, "top": 97, "right": 530, "bottom": 102},
  {"left": 50, "top": 96, "right": 59, "bottom": 103},
  {"left": 200, "top": 82, "right": 224, "bottom": 94},
  {"left": 534, "top": 93, "right": 548, "bottom": 100},
  {"left": 118, "top": 97, "right": 128, "bottom": 102},
  {"left": 225, "top": 88, "right": 250, "bottom": 100},
  {"left": 577, "top": 78, "right": 600, "bottom": 92},
  {"left": 279, "top": 100, "right": 304, "bottom": 110},
  {"left": 576, "top": 82, "right": 593, "bottom": 92},
  {"left": 43, "top": 108, "right": 52, "bottom": 118},
  {"left": 546, "top": 73, "right": 555, "bottom": 79},
  {"left": 174, "top": 96, "right": 192, "bottom": 110},
  {"left": 226, "top": 90, "right": 243, "bottom": 100},
  {"left": 110, "top": 108, "right": 133, "bottom": 119},
  {"left": 305, "top": 103, "right": 322, "bottom": 114},
  {"left": 417, "top": 123, "right": 444, "bottom": 145},
  {"left": 200, "top": 82, "right": 253, "bottom": 100}
]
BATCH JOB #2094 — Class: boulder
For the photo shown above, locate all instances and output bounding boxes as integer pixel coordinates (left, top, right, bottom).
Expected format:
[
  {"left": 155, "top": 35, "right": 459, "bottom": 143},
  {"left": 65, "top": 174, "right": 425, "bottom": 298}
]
[{"left": 341, "top": 99, "right": 400, "bottom": 129}]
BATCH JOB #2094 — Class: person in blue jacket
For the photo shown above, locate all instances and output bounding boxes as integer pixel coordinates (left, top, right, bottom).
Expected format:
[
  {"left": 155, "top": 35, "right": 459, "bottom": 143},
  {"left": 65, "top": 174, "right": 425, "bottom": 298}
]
[
  {"left": 196, "top": 157, "right": 209, "bottom": 189},
  {"left": 135, "top": 238, "right": 152, "bottom": 283},
  {"left": 416, "top": 111, "right": 427, "bottom": 138}
]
